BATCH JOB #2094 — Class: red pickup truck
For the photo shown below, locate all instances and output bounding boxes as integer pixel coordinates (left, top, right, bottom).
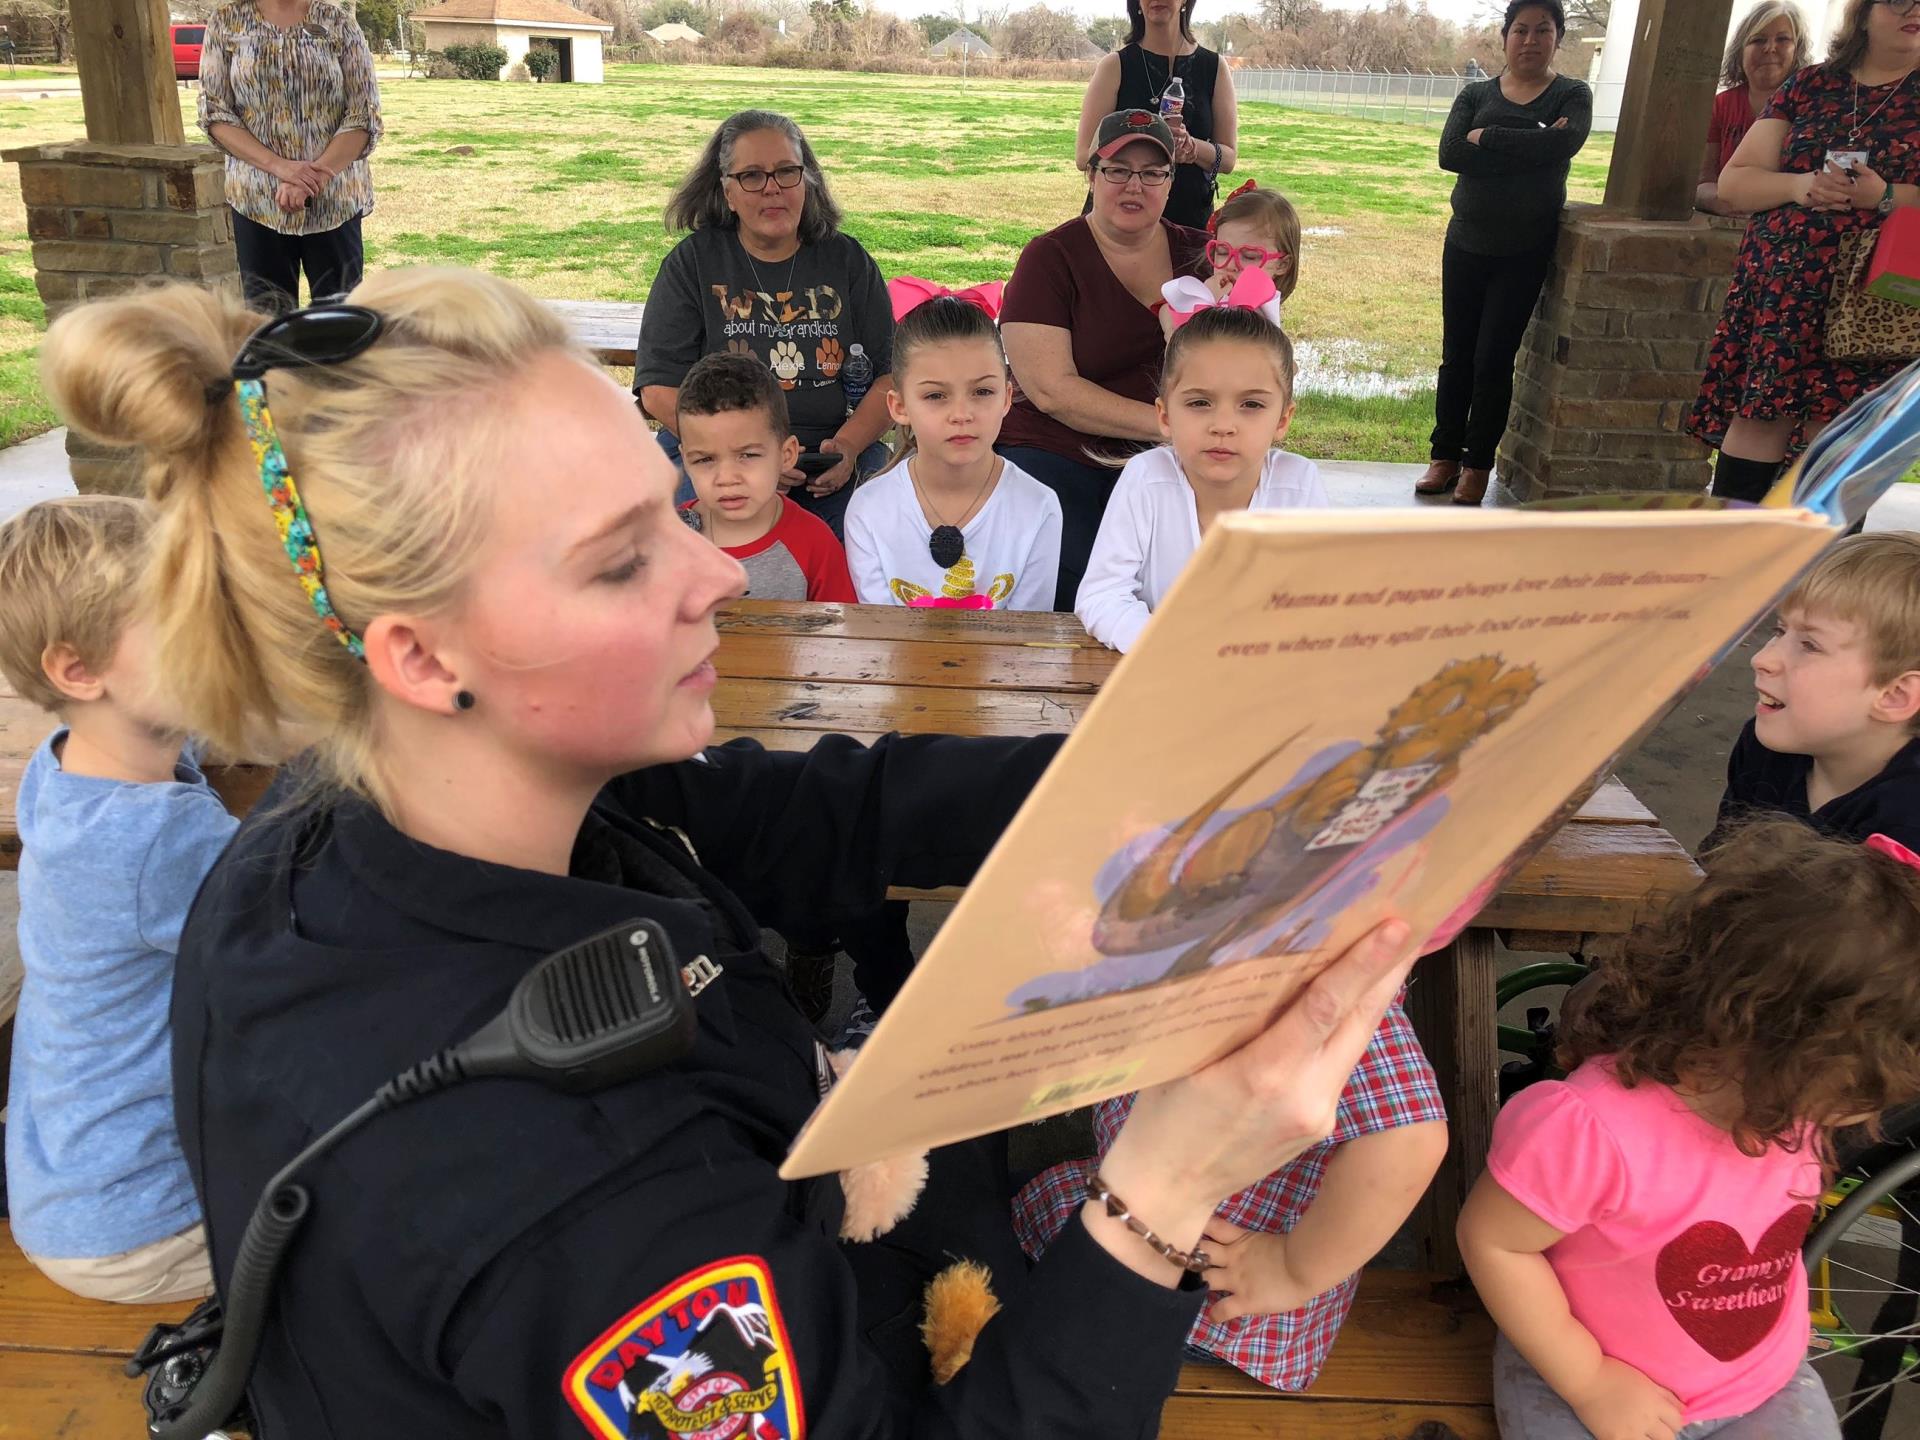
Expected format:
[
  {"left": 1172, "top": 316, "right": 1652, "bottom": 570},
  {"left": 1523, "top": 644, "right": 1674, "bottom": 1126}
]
[{"left": 170, "top": 23, "right": 204, "bottom": 80}]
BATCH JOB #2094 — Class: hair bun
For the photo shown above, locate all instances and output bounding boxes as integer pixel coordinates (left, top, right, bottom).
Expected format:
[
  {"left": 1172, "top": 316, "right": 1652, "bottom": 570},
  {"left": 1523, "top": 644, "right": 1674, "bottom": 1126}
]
[{"left": 42, "top": 285, "right": 263, "bottom": 460}]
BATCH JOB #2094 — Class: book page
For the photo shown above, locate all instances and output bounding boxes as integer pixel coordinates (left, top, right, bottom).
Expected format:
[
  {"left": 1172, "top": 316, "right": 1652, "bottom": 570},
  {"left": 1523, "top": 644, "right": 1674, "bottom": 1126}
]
[{"left": 782, "top": 507, "right": 1830, "bottom": 1178}]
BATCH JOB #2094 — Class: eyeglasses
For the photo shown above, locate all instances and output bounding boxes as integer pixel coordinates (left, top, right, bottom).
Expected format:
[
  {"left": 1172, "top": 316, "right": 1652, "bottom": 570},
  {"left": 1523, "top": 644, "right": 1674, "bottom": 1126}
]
[
  {"left": 724, "top": 164, "right": 806, "bottom": 193},
  {"left": 230, "top": 303, "right": 386, "bottom": 660},
  {"left": 1205, "top": 240, "right": 1290, "bottom": 270},
  {"left": 1876, "top": 0, "right": 1920, "bottom": 14},
  {"left": 1095, "top": 164, "right": 1173, "bottom": 188}
]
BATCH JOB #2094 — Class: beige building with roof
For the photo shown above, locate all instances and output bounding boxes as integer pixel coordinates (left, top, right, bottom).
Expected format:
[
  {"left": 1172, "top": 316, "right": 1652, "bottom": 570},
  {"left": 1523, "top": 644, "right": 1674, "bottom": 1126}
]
[{"left": 412, "top": 0, "right": 614, "bottom": 82}]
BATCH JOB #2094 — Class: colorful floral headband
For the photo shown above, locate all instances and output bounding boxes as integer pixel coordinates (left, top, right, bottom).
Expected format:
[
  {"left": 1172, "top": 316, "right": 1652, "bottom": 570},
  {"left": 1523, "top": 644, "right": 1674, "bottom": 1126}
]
[
  {"left": 887, "top": 276, "right": 1005, "bottom": 323},
  {"left": 1160, "top": 267, "right": 1283, "bottom": 332},
  {"left": 237, "top": 380, "right": 364, "bottom": 660},
  {"left": 230, "top": 304, "right": 387, "bottom": 663}
]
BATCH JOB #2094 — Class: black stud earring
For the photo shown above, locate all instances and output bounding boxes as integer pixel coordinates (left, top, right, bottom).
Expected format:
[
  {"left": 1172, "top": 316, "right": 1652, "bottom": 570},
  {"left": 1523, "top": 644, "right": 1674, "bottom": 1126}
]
[{"left": 454, "top": 690, "right": 476, "bottom": 712}]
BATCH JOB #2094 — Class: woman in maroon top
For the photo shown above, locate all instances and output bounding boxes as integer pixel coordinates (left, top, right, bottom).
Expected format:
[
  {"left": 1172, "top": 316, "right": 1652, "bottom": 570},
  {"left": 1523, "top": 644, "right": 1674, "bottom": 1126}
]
[
  {"left": 1696, "top": 1, "right": 1809, "bottom": 216},
  {"left": 999, "top": 108, "right": 1210, "bottom": 611}
]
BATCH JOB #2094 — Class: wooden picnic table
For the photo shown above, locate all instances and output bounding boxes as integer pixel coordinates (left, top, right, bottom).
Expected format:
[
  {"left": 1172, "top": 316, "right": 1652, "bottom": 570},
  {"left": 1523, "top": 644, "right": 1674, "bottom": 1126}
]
[
  {"left": 0, "top": 598, "right": 1701, "bottom": 1271},
  {"left": 549, "top": 298, "right": 644, "bottom": 367}
]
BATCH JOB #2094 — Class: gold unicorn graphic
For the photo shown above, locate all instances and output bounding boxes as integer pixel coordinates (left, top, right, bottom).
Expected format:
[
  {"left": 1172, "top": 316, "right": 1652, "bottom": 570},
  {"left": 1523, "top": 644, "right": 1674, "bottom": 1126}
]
[{"left": 890, "top": 555, "right": 1016, "bottom": 609}]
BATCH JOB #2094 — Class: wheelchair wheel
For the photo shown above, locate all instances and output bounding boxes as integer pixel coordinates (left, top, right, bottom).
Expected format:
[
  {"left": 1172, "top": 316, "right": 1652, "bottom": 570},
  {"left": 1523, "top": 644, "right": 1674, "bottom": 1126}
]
[
  {"left": 1804, "top": 1136, "right": 1920, "bottom": 1439},
  {"left": 1494, "top": 960, "right": 1589, "bottom": 1101}
]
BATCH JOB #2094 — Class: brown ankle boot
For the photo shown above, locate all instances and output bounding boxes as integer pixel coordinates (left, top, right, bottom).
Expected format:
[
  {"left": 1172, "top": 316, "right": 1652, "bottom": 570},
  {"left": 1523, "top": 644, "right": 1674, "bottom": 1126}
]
[
  {"left": 1453, "top": 467, "right": 1492, "bottom": 506},
  {"left": 1414, "top": 459, "right": 1460, "bottom": 496}
]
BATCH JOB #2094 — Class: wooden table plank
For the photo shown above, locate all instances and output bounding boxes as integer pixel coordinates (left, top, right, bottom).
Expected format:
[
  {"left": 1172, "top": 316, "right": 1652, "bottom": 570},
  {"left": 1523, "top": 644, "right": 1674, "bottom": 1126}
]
[
  {"left": 1578, "top": 774, "right": 1660, "bottom": 826},
  {"left": 0, "top": 1229, "right": 192, "bottom": 1357},
  {"left": 1468, "top": 825, "right": 1699, "bottom": 934},
  {"left": 711, "top": 678, "right": 1092, "bottom": 739},
  {"left": 548, "top": 297, "right": 642, "bottom": 367},
  {"left": 716, "top": 632, "right": 1112, "bottom": 693},
  {"left": 0, "top": 1351, "right": 153, "bottom": 1439},
  {"left": 1160, "top": 1395, "right": 1495, "bottom": 1439},
  {"left": 718, "top": 599, "right": 1101, "bottom": 648},
  {"left": 1177, "top": 1270, "right": 1492, "bottom": 1407}
]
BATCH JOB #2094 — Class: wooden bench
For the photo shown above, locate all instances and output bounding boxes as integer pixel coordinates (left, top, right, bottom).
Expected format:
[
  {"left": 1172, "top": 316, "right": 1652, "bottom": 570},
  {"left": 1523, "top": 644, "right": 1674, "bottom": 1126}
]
[
  {"left": 0, "top": 1225, "right": 1493, "bottom": 1437},
  {"left": 548, "top": 298, "right": 645, "bottom": 368}
]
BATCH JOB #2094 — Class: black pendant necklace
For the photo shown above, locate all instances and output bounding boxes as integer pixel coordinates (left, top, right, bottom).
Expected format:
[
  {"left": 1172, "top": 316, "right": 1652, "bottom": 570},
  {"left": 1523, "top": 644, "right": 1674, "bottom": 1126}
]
[
  {"left": 911, "top": 458, "right": 996, "bottom": 570},
  {"left": 929, "top": 524, "right": 966, "bottom": 569}
]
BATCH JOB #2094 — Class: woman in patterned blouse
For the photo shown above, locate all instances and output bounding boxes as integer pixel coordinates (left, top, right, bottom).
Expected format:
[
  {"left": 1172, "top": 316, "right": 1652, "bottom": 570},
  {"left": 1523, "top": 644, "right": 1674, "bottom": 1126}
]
[{"left": 199, "top": 0, "right": 382, "bottom": 311}]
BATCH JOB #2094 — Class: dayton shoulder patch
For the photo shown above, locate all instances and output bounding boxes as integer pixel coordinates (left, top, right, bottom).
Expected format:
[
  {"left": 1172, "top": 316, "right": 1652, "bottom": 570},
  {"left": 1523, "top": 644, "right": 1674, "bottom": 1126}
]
[{"left": 563, "top": 1256, "right": 804, "bottom": 1440}]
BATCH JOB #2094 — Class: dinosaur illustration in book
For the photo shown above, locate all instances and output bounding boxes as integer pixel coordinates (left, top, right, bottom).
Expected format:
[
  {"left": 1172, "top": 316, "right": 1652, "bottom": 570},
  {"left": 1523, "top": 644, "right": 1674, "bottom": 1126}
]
[{"left": 1005, "top": 655, "right": 1542, "bottom": 1014}]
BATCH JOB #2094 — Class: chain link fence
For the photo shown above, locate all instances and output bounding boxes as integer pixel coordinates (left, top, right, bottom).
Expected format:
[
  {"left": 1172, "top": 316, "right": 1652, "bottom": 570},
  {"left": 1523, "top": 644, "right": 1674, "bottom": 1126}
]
[{"left": 1235, "top": 67, "right": 1627, "bottom": 129}]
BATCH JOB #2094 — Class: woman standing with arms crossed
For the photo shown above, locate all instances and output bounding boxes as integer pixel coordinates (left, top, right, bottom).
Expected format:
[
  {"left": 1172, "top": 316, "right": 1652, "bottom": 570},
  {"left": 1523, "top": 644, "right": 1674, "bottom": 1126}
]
[
  {"left": 1691, "top": 0, "right": 1920, "bottom": 502},
  {"left": 1076, "top": 0, "right": 1238, "bottom": 230},
  {"left": 1416, "top": 0, "right": 1590, "bottom": 509},
  {"left": 198, "top": 0, "right": 381, "bottom": 311},
  {"left": 38, "top": 267, "right": 1420, "bottom": 1438}
]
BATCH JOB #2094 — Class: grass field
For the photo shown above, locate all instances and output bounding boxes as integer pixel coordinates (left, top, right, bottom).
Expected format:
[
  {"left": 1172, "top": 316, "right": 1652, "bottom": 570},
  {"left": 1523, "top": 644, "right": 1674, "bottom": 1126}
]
[{"left": 0, "top": 64, "right": 1613, "bottom": 457}]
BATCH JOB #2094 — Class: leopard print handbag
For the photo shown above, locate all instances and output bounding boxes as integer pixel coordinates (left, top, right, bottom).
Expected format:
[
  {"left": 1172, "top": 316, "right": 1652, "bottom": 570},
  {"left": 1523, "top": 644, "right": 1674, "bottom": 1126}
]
[{"left": 1826, "top": 226, "right": 1920, "bottom": 364}]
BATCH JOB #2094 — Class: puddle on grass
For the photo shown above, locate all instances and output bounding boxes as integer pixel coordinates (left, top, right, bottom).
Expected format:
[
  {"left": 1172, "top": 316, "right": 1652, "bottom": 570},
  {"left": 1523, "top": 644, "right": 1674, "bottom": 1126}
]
[{"left": 1291, "top": 337, "right": 1425, "bottom": 399}]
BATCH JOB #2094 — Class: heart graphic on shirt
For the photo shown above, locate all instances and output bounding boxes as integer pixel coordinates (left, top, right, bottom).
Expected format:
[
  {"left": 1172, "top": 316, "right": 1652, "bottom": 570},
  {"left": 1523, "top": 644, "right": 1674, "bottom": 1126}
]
[{"left": 1654, "top": 1203, "right": 1812, "bottom": 1362}]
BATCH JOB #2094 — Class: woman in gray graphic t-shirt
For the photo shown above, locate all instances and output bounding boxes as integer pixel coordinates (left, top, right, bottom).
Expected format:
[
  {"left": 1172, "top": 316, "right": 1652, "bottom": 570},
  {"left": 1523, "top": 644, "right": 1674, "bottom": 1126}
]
[{"left": 636, "top": 110, "right": 895, "bottom": 538}]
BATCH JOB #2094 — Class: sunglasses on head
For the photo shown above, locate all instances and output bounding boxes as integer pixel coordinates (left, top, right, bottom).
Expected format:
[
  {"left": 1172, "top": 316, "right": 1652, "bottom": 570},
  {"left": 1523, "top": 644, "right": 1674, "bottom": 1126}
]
[
  {"left": 231, "top": 303, "right": 387, "bottom": 660},
  {"left": 1204, "top": 240, "right": 1289, "bottom": 271},
  {"left": 232, "top": 302, "right": 385, "bottom": 380}
]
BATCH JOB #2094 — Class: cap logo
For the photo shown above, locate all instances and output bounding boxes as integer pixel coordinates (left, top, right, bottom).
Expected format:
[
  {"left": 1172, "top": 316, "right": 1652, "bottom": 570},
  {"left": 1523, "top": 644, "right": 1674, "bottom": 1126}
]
[{"left": 1128, "top": 111, "right": 1152, "bottom": 127}]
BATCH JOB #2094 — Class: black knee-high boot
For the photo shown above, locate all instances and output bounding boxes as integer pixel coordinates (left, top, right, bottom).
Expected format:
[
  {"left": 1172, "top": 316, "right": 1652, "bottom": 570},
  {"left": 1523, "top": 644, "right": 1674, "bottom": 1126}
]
[{"left": 1710, "top": 452, "right": 1782, "bottom": 503}]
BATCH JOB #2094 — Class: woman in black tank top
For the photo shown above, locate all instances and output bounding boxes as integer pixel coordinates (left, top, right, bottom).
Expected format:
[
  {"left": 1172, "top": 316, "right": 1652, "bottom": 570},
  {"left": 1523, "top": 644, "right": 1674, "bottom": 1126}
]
[{"left": 1077, "top": 0, "right": 1239, "bottom": 230}]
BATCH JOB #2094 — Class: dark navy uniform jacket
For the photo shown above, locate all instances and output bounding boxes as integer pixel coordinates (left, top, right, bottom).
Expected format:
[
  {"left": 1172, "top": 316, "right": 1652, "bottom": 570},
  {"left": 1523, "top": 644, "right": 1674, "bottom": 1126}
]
[
  {"left": 173, "top": 733, "right": 1204, "bottom": 1439},
  {"left": 1710, "top": 719, "right": 1920, "bottom": 853}
]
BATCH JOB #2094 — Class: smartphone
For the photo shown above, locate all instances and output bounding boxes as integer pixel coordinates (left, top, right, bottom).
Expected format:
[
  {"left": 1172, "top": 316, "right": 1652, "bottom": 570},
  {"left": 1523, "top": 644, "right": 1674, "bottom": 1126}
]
[{"left": 794, "top": 450, "right": 839, "bottom": 477}]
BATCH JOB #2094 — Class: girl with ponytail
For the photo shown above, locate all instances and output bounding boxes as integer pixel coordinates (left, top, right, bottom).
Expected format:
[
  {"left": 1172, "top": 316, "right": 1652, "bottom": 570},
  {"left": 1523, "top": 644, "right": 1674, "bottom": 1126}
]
[{"left": 842, "top": 295, "right": 1062, "bottom": 609}]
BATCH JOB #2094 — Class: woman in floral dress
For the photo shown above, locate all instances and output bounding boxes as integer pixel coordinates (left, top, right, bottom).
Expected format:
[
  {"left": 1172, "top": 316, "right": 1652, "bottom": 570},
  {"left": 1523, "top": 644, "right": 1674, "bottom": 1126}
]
[{"left": 1690, "top": 0, "right": 1920, "bottom": 502}]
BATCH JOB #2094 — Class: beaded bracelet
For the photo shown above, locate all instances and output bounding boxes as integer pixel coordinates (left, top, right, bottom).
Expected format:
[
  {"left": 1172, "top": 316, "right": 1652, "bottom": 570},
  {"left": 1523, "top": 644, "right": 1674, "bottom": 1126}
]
[{"left": 1085, "top": 1172, "right": 1212, "bottom": 1276}]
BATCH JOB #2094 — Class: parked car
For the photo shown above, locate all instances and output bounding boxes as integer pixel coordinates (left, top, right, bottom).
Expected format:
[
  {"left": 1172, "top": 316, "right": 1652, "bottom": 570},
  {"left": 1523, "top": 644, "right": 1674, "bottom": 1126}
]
[{"left": 170, "top": 23, "right": 203, "bottom": 80}]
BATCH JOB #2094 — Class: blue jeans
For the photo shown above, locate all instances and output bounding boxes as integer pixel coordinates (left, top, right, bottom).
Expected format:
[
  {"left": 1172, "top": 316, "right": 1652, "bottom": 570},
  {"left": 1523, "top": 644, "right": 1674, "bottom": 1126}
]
[
  {"left": 655, "top": 429, "right": 885, "bottom": 542},
  {"left": 1492, "top": 1334, "right": 1838, "bottom": 1438}
]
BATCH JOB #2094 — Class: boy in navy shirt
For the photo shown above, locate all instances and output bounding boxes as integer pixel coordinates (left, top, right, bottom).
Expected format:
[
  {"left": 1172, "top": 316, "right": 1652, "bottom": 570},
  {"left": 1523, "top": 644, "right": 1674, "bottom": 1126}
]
[
  {"left": 0, "top": 498, "right": 236, "bottom": 1301},
  {"left": 1712, "top": 533, "right": 1920, "bottom": 852}
]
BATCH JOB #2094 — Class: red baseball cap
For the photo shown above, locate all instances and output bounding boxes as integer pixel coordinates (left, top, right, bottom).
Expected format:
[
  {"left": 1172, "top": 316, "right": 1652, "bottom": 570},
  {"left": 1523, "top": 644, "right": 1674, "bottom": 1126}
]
[{"left": 1093, "top": 108, "right": 1176, "bottom": 163}]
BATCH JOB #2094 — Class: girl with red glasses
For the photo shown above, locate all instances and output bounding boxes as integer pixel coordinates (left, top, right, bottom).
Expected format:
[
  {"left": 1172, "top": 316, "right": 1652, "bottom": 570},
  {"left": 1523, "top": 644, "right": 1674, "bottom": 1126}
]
[{"left": 1165, "top": 185, "right": 1301, "bottom": 339}]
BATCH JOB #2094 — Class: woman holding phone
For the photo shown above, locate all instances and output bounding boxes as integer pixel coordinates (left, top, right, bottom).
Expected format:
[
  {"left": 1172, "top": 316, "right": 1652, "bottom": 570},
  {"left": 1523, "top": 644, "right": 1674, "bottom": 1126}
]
[{"left": 1691, "top": 0, "right": 1920, "bottom": 502}]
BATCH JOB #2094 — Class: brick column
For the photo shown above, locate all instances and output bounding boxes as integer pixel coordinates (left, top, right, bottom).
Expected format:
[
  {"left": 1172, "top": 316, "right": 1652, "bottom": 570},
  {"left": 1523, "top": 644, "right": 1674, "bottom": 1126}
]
[
  {"left": 1499, "top": 206, "right": 1745, "bottom": 500},
  {"left": 3, "top": 140, "right": 237, "bottom": 495}
]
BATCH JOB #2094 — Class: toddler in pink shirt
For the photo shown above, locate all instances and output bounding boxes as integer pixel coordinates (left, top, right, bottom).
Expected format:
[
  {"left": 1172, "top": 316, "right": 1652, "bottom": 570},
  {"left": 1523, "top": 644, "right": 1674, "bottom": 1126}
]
[{"left": 1459, "top": 820, "right": 1920, "bottom": 1439}]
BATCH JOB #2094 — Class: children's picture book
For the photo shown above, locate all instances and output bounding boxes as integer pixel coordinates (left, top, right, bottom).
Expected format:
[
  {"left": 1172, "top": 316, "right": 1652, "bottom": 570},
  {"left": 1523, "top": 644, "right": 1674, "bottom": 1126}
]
[{"left": 780, "top": 364, "right": 1920, "bottom": 1180}]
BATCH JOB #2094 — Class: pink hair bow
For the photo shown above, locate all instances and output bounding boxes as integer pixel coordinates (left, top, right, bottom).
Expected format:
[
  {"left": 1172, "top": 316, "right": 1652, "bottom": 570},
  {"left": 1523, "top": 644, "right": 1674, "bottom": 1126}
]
[
  {"left": 887, "top": 276, "right": 1006, "bottom": 323},
  {"left": 1865, "top": 832, "right": 1920, "bottom": 872},
  {"left": 1160, "top": 266, "right": 1282, "bottom": 332}
]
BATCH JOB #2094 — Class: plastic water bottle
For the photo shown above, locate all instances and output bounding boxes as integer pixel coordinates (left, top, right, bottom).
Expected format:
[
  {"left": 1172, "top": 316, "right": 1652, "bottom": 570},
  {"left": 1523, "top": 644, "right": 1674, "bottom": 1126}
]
[
  {"left": 1160, "top": 76, "right": 1185, "bottom": 125},
  {"left": 843, "top": 343, "right": 873, "bottom": 412}
]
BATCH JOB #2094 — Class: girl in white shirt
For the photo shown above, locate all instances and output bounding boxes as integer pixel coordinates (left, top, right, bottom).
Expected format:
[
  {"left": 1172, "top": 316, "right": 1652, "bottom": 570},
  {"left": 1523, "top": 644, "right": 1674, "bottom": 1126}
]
[
  {"left": 1078, "top": 303, "right": 1329, "bottom": 652},
  {"left": 844, "top": 296, "right": 1062, "bottom": 610}
]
